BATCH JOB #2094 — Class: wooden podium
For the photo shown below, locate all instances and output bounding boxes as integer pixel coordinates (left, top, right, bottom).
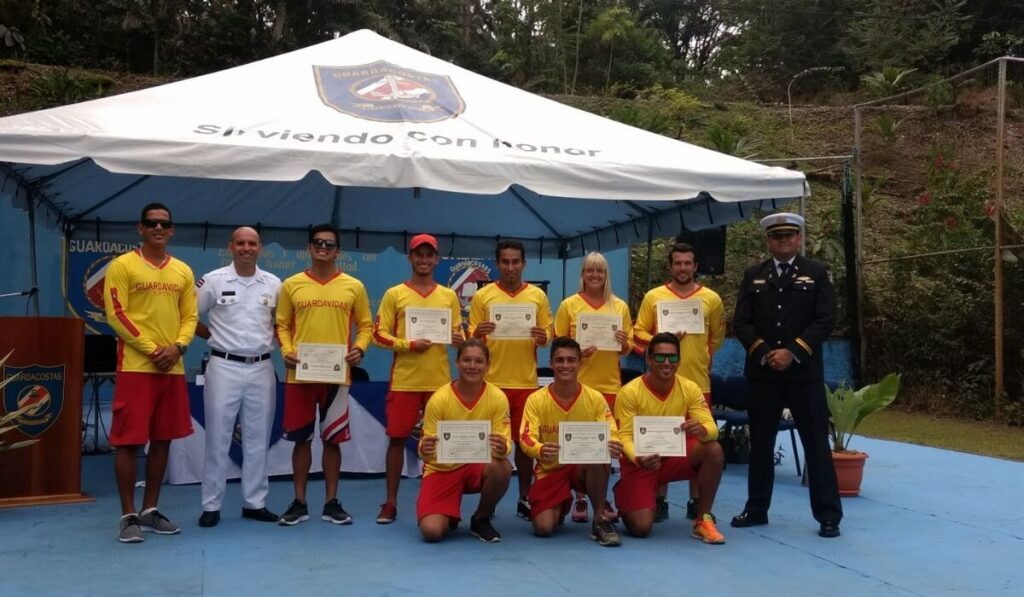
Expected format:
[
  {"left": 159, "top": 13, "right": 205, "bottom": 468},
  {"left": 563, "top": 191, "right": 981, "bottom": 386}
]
[{"left": 0, "top": 317, "right": 92, "bottom": 507}]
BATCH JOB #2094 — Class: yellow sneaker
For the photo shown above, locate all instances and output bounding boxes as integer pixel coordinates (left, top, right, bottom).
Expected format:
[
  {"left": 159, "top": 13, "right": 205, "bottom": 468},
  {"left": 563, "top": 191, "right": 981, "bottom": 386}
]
[{"left": 692, "top": 513, "right": 726, "bottom": 544}]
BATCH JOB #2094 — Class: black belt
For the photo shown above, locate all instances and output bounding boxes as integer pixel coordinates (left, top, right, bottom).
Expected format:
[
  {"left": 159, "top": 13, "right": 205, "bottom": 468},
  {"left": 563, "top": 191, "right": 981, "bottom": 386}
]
[{"left": 211, "top": 350, "right": 272, "bottom": 364}]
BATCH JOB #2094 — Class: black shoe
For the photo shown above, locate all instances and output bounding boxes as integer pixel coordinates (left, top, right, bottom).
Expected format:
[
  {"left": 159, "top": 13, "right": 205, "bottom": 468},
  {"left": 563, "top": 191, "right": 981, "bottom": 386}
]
[
  {"left": 730, "top": 511, "right": 769, "bottom": 528},
  {"left": 819, "top": 521, "right": 841, "bottom": 538},
  {"left": 470, "top": 516, "right": 502, "bottom": 543},
  {"left": 242, "top": 507, "right": 279, "bottom": 522},
  {"left": 654, "top": 496, "right": 669, "bottom": 523},
  {"left": 321, "top": 499, "right": 353, "bottom": 525},
  {"left": 198, "top": 510, "right": 220, "bottom": 528},
  {"left": 278, "top": 499, "right": 309, "bottom": 526},
  {"left": 516, "top": 496, "right": 531, "bottom": 521}
]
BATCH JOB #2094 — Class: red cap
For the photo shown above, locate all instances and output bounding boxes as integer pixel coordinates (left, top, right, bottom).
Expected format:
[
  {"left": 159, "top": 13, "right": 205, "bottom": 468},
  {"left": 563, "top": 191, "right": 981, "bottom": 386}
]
[{"left": 409, "top": 233, "right": 438, "bottom": 253}]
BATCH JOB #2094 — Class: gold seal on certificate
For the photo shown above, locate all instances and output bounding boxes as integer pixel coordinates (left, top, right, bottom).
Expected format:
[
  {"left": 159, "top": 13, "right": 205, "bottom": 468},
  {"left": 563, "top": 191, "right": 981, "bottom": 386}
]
[
  {"left": 295, "top": 343, "right": 347, "bottom": 383},
  {"left": 576, "top": 313, "right": 622, "bottom": 351},
  {"left": 633, "top": 416, "right": 686, "bottom": 456},
  {"left": 406, "top": 307, "right": 452, "bottom": 344},
  {"left": 558, "top": 422, "right": 610, "bottom": 464},
  {"left": 656, "top": 300, "right": 705, "bottom": 335},
  {"left": 436, "top": 420, "right": 492, "bottom": 464},
  {"left": 490, "top": 304, "right": 536, "bottom": 339}
]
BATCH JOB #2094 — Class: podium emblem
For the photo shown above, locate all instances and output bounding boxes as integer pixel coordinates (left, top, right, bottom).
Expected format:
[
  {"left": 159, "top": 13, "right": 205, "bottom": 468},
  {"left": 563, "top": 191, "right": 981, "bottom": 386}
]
[{"left": 2, "top": 364, "right": 65, "bottom": 438}]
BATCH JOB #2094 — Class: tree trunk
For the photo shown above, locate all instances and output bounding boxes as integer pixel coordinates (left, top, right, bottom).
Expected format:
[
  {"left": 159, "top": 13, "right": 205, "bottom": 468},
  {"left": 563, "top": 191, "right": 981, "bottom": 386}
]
[
  {"left": 604, "top": 43, "right": 613, "bottom": 96},
  {"left": 272, "top": 0, "right": 287, "bottom": 44},
  {"left": 571, "top": 0, "right": 583, "bottom": 95}
]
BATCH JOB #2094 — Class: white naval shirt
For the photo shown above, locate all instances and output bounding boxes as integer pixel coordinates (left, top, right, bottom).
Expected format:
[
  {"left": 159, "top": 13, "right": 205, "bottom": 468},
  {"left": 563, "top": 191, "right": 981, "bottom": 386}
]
[{"left": 197, "top": 264, "right": 281, "bottom": 357}]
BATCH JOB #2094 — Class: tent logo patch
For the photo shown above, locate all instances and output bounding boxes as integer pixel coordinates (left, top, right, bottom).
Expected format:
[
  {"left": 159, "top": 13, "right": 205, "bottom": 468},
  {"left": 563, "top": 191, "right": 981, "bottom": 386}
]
[{"left": 314, "top": 61, "right": 465, "bottom": 123}]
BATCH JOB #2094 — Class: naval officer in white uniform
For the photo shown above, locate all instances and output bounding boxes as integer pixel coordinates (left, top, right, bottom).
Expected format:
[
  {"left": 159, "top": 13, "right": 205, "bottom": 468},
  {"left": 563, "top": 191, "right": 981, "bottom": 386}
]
[{"left": 195, "top": 226, "right": 281, "bottom": 527}]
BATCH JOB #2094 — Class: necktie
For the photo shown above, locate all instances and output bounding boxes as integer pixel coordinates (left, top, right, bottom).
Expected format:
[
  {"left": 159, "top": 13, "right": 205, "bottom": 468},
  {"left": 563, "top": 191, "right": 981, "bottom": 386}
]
[{"left": 778, "top": 262, "right": 790, "bottom": 277}]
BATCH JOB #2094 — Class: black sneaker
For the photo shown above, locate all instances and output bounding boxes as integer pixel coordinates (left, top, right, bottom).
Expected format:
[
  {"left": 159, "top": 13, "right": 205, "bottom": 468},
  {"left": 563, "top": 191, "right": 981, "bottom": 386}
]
[
  {"left": 278, "top": 499, "right": 309, "bottom": 526},
  {"left": 654, "top": 496, "right": 669, "bottom": 523},
  {"left": 470, "top": 516, "right": 502, "bottom": 543},
  {"left": 516, "top": 496, "right": 531, "bottom": 520},
  {"left": 322, "top": 499, "right": 353, "bottom": 525}
]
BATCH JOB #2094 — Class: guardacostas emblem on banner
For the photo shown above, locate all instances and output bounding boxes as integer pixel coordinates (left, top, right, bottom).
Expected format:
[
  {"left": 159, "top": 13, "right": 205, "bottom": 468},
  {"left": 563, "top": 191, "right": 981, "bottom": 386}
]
[
  {"left": 313, "top": 61, "right": 465, "bottom": 123},
  {"left": 2, "top": 364, "right": 65, "bottom": 438}
]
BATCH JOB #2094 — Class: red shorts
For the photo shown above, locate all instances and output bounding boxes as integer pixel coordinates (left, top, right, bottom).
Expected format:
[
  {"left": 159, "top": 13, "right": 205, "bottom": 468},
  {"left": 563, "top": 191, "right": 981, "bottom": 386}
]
[
  {"left": 109, "top": 372, "right": 192, "bottom": 446},
  {"left": 528, "top": 465, "right": 587, "bottom": 519},
  {"left": 602, "top": 393, "right": 617, "bottom": 411},
  {"left": 386, "top": 390, "right": 433, "bottom": 439},
  {"left": 283, "top": 383, "right": 350, "bottom": 444},
  {"left": 502, "top": 388, "right": 534, "bottom": 441},
  {"left": 613, "top": 435, "right": 701, "bottom": 514},
  {"left": 416, "top": 464, "right": 486, "bottom": 521}
]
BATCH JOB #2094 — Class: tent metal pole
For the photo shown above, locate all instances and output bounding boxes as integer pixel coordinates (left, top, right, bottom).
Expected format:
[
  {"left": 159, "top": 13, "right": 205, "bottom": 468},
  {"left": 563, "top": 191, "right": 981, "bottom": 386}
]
[
  {"left": 993, "top": 58, "right": 1007, "bottom": 414},
  {"left": 644, "top": 215, "right": 655, "bottom": 290},
  {"left": 27, "top": 194, "right": 40, "bottom": 315}
]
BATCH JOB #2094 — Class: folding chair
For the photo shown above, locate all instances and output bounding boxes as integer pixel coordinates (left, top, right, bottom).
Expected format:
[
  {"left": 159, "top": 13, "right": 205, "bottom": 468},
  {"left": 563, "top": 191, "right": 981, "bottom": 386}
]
[{"left": 710, "top": 374, "right": 802, "bottom": 477}]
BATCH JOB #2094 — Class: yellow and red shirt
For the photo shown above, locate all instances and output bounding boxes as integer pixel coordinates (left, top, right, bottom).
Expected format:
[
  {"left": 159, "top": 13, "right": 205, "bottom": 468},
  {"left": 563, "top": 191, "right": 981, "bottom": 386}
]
[
  {"left": 519, "top": 383, "right": 617, "bottom": 478},
  {"left": 633, "top": 284, "right": 725, "bottom": 392},
  {"left": 553, "top": 293, "right": 633, "bottom": 394},
  {"left": 104, "top": 249, "right": 197, "bottom": 374},
  {"left": 275, "top": 270, "right": 372, "bottom": 385},
  {"left": 468, "top": 282, "right": 552, "bottom": 388},
  {"left": 418, "top": 381, "right": 512, "bottom": 476},
  {"left": 613, "top": 374, "right": 718, "bottom": 463},
  {"left": 372, "top": 282, "right": 462, "bottom": 392}
]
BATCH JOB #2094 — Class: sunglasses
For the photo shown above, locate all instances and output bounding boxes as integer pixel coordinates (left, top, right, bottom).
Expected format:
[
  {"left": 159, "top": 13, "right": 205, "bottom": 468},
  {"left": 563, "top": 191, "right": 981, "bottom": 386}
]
[
  {"left": 768, "top": 231, "right": 797, "bottom": 239},
  {"left": 311, "top": 238, "right": 338, "bottom": 249},
  {"left": 141, "top": 219, "right": 173, "bottom": 229},
  {"left": 651, "top": 353, "right": 680, "bottom": 363}
]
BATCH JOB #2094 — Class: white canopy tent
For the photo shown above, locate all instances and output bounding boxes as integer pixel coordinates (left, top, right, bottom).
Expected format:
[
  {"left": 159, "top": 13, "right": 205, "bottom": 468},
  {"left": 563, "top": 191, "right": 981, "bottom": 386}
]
[{"left": 0, "top": 29, "right": 805, "bottom": 272}]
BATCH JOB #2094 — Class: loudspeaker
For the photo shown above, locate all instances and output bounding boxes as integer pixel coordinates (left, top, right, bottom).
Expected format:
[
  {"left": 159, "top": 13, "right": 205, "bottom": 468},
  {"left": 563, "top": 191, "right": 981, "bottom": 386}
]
[
  {"left": 676, "top": 226, "right": 727, "bottom": 275},
  {"left": 83, "top": 334, "right": 117, "bottom": 373}
]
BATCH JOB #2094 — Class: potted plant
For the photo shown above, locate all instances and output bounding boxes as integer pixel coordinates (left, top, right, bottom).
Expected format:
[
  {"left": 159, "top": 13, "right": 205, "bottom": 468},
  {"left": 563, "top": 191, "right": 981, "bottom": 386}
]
[{"left": 825, "top": 373, "right": 901, "bottom": 496}]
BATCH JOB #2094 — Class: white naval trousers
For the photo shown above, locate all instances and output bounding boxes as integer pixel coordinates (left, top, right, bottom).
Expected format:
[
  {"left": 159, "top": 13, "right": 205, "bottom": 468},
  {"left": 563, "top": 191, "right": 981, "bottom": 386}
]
[{"left": 201, "top": 356, "right": 275, "bottom": 511}]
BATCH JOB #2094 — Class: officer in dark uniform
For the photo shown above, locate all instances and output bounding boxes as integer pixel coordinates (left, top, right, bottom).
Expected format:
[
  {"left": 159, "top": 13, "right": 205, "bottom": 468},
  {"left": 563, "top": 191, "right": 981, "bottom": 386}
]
[{"left": 730, "top": 212, "right": 842, "bottom": 538}]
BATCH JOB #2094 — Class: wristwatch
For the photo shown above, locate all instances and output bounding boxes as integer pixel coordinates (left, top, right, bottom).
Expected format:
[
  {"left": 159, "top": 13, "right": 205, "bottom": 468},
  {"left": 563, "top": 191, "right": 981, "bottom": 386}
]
[{"left": 175, "top": 342, "right": 188, "bottom": 356}]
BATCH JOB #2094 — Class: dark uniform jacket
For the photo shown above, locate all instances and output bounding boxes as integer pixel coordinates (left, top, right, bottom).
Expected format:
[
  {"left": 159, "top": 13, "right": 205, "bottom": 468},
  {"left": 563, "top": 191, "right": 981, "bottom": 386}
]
[{"left": 733, "top": 255, "right": 834, "bottom": 382}]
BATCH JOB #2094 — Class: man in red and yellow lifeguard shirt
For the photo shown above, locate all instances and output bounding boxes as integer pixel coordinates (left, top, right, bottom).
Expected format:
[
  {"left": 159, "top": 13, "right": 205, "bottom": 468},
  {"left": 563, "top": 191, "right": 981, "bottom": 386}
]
[
  {"left": 614, "top": 332, "right": 725, "bottom": 544},
  {"left": 105, "top": 201, "right": 197, "bottom": 544},
  {"left": 372, "top": 233, "right": 463, "bottom": 524},
  {"left": 520, "top": 337, "right": 622, "bottom": 546},
  {"left": 275, "top": 223, "right": 372, "bottom": 527},
  {"left": 468, "top": 239, "right": 552, "bottom": 519}
]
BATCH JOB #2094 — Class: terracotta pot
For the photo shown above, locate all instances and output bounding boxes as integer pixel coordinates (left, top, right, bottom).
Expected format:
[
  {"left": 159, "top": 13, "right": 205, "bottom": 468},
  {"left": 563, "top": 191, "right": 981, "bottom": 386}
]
[{"left": 832, "top": 450, "right": 868, "bottom": 497}]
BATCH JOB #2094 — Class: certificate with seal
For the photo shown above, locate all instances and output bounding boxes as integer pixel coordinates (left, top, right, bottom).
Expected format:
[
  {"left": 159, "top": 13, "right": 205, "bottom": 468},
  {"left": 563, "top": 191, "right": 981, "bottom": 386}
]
[
  {"left": 295, "top": 343, "right": 347, "bottom": 383},
  {"left": 656, "top": 300, "right": 705, "bottom": 335},
  {"left": 436, "top": 420, "right": 492, "bottom": 464},
  {"left": 576, "top": 313, "right": 622, "bottom": 351},
  {"left": 633, "top": 416, "right": 686, "bottom": 456},
  {"left": 490, "top": 304, "right": 536, "bottom": 339},
  {"left": 558, "top": 422, "right": 610, "bottom": 464},
  {"left": 406, "top": 307, "right": 452, "bottom": 344}
]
